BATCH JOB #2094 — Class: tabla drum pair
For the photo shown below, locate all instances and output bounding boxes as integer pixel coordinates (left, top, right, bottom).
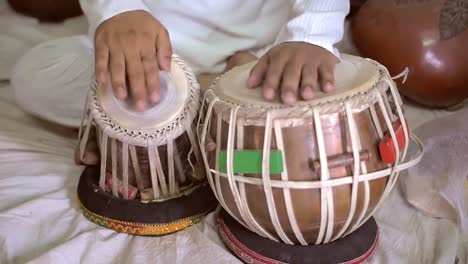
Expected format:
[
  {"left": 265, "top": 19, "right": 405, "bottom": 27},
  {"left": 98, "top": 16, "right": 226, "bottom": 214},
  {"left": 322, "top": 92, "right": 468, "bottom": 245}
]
[
  {"left": 198, "top": 54, "right": 423, "bottom": 263},
  {"left": 77, "top": 54, "right": 217, "bottom": 236}
]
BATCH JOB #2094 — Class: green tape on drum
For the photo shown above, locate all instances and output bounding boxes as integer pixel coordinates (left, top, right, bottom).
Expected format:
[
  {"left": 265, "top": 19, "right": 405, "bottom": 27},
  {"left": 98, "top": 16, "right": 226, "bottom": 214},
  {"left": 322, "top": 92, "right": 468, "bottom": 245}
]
[{"left": 218, "top": 150, "right": 283, "bottom": 174}]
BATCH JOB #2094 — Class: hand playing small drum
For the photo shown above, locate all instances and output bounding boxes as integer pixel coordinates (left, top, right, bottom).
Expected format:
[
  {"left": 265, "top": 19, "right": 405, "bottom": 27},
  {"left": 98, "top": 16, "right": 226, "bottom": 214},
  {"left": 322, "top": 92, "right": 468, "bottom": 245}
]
[{"left": 94, "top": 10, "right": 172, "bottom": 112}]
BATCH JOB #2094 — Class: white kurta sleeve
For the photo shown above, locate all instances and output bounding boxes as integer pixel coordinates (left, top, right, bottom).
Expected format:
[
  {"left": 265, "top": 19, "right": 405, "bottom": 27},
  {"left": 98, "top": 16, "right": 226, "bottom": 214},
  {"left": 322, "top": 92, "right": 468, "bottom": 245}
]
[
  {"left": 79, "top": 0, "right": 151, "bottom": 40},
  {"left": 275, "top": 0, "right": 350, "bottom": 57}
]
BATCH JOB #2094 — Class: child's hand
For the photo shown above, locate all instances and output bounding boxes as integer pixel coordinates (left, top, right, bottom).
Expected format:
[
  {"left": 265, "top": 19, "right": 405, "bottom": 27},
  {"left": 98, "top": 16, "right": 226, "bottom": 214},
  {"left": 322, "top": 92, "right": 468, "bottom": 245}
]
[
  {"left": 247, "top": 42, "right": 339, "bottom": 105},
  {"left": 94, "top": 10, "right": 172, "bottom": 111}
]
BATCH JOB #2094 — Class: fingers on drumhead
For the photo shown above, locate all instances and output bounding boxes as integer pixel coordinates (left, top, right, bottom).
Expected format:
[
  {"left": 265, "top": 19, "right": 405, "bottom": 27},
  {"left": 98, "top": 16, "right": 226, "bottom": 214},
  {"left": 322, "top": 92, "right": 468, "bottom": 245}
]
[
  {"left": 280, "top": 60, "right": 303, "bottom": 105},
  {"left": 156, "top": 28, "right": 173, "bottom": 71},
  {"left": 319, "top": 63, "right": 336, "bottom": 93},
  {"left": 109, "top": 49, "right": 127, "bottom": 100},
  {"left": 141, "top": 50, "right": 161, "bottom": 103},
  {"left": 248, "top": 56, "right": 268, "bottom": 89}
]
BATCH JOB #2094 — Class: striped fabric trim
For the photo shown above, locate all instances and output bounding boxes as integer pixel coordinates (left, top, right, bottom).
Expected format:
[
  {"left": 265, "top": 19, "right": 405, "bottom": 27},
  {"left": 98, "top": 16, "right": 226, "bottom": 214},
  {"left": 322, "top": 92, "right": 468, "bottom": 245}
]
[
  {"left": 79, "top": 199, "right": 210, "bottom": 236},
  {"left": 218, "top": 216, "right": 378, "bottom": 264}
]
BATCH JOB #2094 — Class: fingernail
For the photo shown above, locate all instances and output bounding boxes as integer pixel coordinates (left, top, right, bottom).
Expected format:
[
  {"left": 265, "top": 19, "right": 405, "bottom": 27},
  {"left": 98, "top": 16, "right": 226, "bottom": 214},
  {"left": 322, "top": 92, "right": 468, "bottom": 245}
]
[
  {"left": 135, "top": 100, "right": 147, "bottom": 112},
  {"left": 117, "top": 87, "right": 127, "bottom": 99},
  {"left": 324, "top": 82, "right": 334, "bottom": 92},
  {"left": 302, "top": 86, "right": 315, "bottom": 99},
  {"left": 282, "top": 91, "right": 296, "bottom": 105},
  {"left": 163, "top": 56, "right": 171, "bottom": 71},
  {"left": 247, "top": 76, "right": 257, "bottom": 88},
  {"left": 150, "top": 92, "right": 160, "bottom": 103},
  {"left": 263, "top": 88, "right": 275, "bottom": 100}
]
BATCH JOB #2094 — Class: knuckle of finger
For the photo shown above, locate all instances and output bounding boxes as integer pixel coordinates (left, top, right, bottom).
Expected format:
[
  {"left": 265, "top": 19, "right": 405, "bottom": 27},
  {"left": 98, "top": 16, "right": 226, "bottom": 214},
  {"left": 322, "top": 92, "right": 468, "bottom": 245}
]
[
  {"left": 141, "top": 52, "right": 157, "bottom": 62},
  {"left": 112, "top": 80, "right": 124, "bottom": 88},
  {"left": 250, "top": 65, "right": 263, "bottom": 75},
  {"left": 305, "top": 60, "right": 321, "bottom": 70},
  {"left": 129, "top": 69, "right": 144, "bottom": 78},
  {"left": 146, "top": 77, "right": 158, "bottom": 87},
  {"left": 111, "top": 61, "right": 125, "bottom": 70},
  {"left": 264, "top": 79, "right": 278, "bottom": 88},
  {"left": 269, "top": 67, "right": 282, "bottom": 76},
  {"left": 144, "top": 62, "right": 157, "bottom": 72},
  {"left": 319, "top": 69, "right": 334, "bottom": 79},
  {"left": 271, "top": 52, "right": 285, "bottom": 63},
  {"left": 161, "top": 27, "right": 170, "bottom": 37},
  {"left": 95, "top": 31, "right": 108, "bottom": 43},
  {"left": 132, "top": 88, "right": 145, "bottom": 98},
  {"left": 166, "top": 46, "right": 173, "bottom": 55},
  {"left": 281, "top": 84, "right": 296, "bottom": 92},
  {"left": 96, "top": 52, "right": 108, "bottom": 61},
  {"left": 95, "top": 64, "right": 106, "bottom": 73},
  {"left": 301, "top": 80, "right": 317, "bottom": 88},
  {"left": 269, "top": 45, "right": 282, "bottom": 55},
  {"left": 140, "top": 31, "right": 153, "bottom": 41},
  {"left": 109, "top": 32, "right": 122, "bottom": 44},
  {"left": 124, "top": 30, "right": 138, "bottom": 47},
  {"left": 292, "top": 54, "right": 306, "bottom": 65}
]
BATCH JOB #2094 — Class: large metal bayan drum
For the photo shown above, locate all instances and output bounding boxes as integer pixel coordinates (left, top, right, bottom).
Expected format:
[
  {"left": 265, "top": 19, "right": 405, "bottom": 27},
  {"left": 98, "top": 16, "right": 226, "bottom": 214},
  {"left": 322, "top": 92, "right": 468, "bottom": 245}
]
[
  {"left": 77, "top": 54, "right": 217, "bottom": 236},
  {"left": 8, "top": 0, "right": 82, "bottom": 22},
  {"left": 351, "top": 0, "right": 468, "bottom": 108},
  {"left": 198, "top": 54, "right": 423, "bottom": 263}
]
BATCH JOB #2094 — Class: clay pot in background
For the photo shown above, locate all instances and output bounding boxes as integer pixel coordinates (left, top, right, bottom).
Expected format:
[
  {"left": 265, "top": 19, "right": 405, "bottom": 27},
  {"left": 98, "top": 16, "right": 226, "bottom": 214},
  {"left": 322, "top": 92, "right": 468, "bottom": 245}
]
[
  {"left": 8, "top": 0, "right": 82, "bottom": 22},
  {"left": 351, "top": 0, "right": 468, "bottom": 108},
  {"left": 349, "top": 0, "right": 368, "bottom": 17}
]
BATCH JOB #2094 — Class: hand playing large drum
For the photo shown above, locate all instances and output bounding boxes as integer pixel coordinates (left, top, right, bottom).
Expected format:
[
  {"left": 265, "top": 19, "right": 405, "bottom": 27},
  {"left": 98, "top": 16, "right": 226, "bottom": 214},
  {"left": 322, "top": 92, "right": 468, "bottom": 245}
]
[{"left": 198, "top": 54, "right": 423, "bottom": 263}]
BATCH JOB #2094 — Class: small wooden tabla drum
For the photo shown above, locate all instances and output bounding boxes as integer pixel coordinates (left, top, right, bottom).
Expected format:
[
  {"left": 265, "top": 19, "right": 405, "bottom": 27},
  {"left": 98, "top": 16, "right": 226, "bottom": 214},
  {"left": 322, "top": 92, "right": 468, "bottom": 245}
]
[
  {"left": 77, "top": 54, "right": 217, "bottom": 236},
  {"left": 198, "top": 54, "right": 423, "bottom": 263}
]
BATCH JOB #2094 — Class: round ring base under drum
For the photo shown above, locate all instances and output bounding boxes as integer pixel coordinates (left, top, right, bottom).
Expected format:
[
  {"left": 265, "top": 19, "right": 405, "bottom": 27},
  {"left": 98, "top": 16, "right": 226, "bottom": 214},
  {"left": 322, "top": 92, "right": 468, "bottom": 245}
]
[
  {"left": 77, "top": 166, "right": 218, "bottom": 236},
  {"left": 218, "top": 210, "right": 379, "bottom": 264}
]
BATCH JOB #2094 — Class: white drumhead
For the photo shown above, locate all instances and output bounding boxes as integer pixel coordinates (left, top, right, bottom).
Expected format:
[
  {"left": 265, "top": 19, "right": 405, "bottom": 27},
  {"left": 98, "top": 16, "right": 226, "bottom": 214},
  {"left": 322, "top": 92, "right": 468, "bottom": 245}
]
[
  {"left": 213, "top": 54, "right": 381, "bottom": 108},
  {"left": 97, "top": 58, "right": 189, "bottom": 131}
]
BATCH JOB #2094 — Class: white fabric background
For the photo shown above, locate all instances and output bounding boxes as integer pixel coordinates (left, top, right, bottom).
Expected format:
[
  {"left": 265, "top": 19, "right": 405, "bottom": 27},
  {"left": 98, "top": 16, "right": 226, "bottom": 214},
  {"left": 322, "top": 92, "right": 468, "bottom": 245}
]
[{"left": 1, "top": 2, "right": 467, "bottom": 263}]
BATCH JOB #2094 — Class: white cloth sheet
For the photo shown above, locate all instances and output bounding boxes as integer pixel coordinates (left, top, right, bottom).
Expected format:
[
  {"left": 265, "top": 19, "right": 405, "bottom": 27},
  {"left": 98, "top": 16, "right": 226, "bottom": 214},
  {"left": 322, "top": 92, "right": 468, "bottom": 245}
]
[
  {"left": 401, "top": 108, "right": 468, "bottom": 231},
  {"left": 1, "top": 2, "right": 467, "bottom": 263}
]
